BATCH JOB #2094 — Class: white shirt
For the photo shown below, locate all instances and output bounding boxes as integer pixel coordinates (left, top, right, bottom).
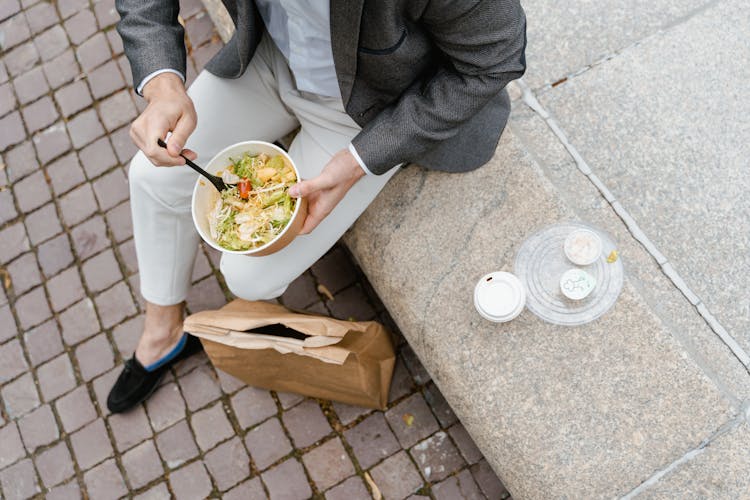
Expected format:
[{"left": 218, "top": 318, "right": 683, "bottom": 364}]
[{"left": 137, "top": 1, "right": 373, "bottom": 174}]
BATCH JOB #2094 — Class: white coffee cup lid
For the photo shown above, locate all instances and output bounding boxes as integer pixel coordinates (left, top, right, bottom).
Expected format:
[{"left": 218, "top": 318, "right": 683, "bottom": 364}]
[{"left": 474, "top": 272, "right": 526, "bottom": 323}]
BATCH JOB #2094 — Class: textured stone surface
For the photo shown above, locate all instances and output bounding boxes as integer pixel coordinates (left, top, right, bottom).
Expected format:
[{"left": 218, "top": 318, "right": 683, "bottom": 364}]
[{"left": 345, "top": 129, "right": 741, "bottom": 498}]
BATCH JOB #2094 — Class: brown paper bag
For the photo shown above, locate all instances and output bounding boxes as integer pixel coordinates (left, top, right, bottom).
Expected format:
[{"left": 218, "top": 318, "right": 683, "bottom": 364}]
[{"left": 183, "top": 299, "right": 396, "bottom": 410}]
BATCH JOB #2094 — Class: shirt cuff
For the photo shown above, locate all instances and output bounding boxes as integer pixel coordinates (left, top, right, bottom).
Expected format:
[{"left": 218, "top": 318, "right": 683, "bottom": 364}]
[
  {"left": 135, "top": 69, "right": 186, "bottom": 96},
  {"left": 348, "top": 143, "right": 374, "bottom": 175}
]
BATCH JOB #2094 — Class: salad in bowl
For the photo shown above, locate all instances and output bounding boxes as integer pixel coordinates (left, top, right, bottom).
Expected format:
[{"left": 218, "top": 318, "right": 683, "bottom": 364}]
[{"left": 192, "top": 141, "right": 307, "bottom": 256}]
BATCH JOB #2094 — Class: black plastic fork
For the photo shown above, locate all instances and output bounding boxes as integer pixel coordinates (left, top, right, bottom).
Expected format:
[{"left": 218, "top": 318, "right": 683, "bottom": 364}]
[{"left": 157, "top": 139, "right": 228, "bottom": 192}]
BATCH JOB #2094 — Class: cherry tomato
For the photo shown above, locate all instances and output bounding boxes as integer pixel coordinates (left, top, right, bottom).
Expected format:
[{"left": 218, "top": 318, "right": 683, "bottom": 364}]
[{"left": 238, "top": 179, "right": 251, "bottom": 199}]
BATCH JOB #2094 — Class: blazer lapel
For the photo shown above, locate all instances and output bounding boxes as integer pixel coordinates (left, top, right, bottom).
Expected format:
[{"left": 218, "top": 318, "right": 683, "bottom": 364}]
[{"left": 330, "top": 0, "right": 364, "bottom": 105}]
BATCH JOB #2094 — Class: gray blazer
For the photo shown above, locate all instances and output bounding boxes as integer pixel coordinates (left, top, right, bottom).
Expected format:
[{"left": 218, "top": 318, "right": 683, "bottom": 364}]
[{"left": 115, "top": 0, "right": 527, "bottom": 175}]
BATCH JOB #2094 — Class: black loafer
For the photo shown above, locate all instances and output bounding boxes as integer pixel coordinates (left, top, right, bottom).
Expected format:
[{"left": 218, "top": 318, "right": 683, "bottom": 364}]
[{"left": 107, "top": 334, "right": 203, "bottom": 414}]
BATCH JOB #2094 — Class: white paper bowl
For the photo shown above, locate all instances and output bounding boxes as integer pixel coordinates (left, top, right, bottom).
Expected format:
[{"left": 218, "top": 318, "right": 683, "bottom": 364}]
[{"left": 191, "top": 141, "right": 307, "bottom": 257}]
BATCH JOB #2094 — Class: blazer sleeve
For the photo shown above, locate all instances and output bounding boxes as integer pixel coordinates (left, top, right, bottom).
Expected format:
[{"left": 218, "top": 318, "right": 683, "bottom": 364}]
[
  {"left": 350, "top": 0, "right": 527, "bottom": 175},
  {"left": 115, "top": 0, "right": 187, "bottom": 93}
]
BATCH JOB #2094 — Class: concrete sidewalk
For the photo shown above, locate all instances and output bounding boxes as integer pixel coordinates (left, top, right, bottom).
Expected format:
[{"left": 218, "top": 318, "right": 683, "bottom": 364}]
[{"left": 0, "top": 0, "right": 508, "bottom": 498}]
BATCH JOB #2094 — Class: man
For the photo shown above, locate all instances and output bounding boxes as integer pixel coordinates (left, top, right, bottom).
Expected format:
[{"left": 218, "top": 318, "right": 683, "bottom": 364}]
[{"left": 108, "top": 0, "right": 526, "bottom": 413}]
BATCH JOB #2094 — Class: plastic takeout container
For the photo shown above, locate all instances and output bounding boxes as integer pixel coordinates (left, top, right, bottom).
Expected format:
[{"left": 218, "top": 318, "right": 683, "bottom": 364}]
[
  {"left": 473, "top": 271, "right": 526, "bottom": 323},
  {"left": 192, "top": 141, "right": 307, "bottom": 257}
]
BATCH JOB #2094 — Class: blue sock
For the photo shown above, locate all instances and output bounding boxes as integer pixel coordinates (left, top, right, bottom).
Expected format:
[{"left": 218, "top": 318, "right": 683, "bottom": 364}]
[{"left": 144, "top": 334, "right": 188, "bottom": 372}]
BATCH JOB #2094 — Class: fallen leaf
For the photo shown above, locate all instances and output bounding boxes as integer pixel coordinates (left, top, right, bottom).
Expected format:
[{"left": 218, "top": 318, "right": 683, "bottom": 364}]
[
  {"left": 606, "top": 250, "right": 619, "bottom": 263},
  {"left": 317, "top": 284, "right": 334, "bottom": 301},
  {"left": 0, "top": 162, "right": 5, "bottom": 171},
  {"left": 364, "top": 472, "right": 382, "bottom": 500},
  {"left": 402, "top": 413, "right": 414, "bottom": 426},
  {"left": 0, "top": 268, "right": 11, "bottom": 291}
]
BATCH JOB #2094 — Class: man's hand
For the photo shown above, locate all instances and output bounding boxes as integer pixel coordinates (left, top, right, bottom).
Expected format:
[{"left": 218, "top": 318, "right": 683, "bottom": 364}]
[
  {"left": 131, "top": 72, "right": 198, "bottom": 166},
  {"left": 289, "top": 149, "right": 365, "bottom": 234}
]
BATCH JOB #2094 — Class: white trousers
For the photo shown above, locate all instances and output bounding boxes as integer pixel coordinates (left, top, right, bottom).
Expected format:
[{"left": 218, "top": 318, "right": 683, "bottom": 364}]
[{"left": 129, "top": 36, "right": 399, "bottom": 305}]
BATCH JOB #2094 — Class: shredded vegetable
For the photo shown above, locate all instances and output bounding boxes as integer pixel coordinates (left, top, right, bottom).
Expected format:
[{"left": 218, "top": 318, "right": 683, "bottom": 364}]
[{"left": 208, "top": 152, "right": 297, "bottom": 251}]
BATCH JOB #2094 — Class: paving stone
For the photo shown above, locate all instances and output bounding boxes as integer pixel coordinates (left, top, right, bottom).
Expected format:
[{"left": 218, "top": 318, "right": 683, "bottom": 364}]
[
  {"left": 448, "top": 424, "right": 484, "bottom": 466},
  {"left": 276, "top": 390, "right": 305, "bottom": 410},
  {"left": 46, "top": 266, "right": 85, "bottom": 311},
  {"left": 59, "top": 298, "right": 100, "bottom": 345},
  {"left": 71, "top": 418, "right": 113, "bottom": 470},
  {"left": 0, "top": 222, "right": 30, "bottom": 264},
  {"left": 424, "top": 382, "right": 457, "bottom": 428},
  {"left": 34, "top": 25, "right": 69, "bottom": 61},
  {"left": 56, "top": 385, "right": 97, "bottom": 433},
  {"left": 192, "top": 40, "right": 222, "bottom": 69},
  {"left": 59, "top": 182, "right": 98, "bottom": 226},
  {"left": 0, "top": 82, "right": 15, "bottom": 116},
  {"left": 111, "top": 313, "right": 141, "bottom": 356},
  {"left": 326, "top": 284, "right": 376, "bottom": 321},
  {"left": 18, "top": 404, "right": 58, "bottom": 451},
  {"left": 14, "top": 285, "right": 52, "bottom": 329},
  {"left": 24, "top": 203, "right": 62, "bottom": 245},
  {"left": 231, "top": 385, "right": 277, "bottom": 429},
  {"left": 106, "top": 29, "right": 123, "bottom": 55},
  {"left": 37, "top": 353, "right": 76, "bottom": 401},
  {"left": 63, "top": 8, "right": 97, "bottom": 45},
  {"left": 325, "top": 475, "right": 370, "bottom": 499},
  {"left": 0, "top": 12, "right": 31, "bottom": 51},
  {"left": 190, "top": 401, "right": 234, "bottom": 451},
  {"left": 1, "top": 373, "right": 40, "bottom": 417},
  {"left": 262, "top": 458, "right": 312, "bottom": 500},
  {"left": 91, "top": 367, "right": 119, "bottom": 414},
  {"left": 178, "top": 363, "right": 222, "bottom": 411},
  {"left": 143, "top": 382, "right": 185, "bottom": 432},
  {"left": 84, "top": 458, "right": 127, "bottom": 500},
  {"left": 98, "top": 89, "right": 137, "bottom": 132},
  {"left": 134, "top": 482, "right": 170, "bottom": 500},
  {"left": 76, "top": 333, "right": 115, "bottom": 380},
  {"left": 155, "top": 419, "right": 198, "bottom": 469},
  {"left": 24, "top": 318, "right": 64, "bottom": 365},
  {"left": 95, "top": 281, "right": 137, "bottom": 328},
  {"left": 46, "top": 481, "right": 82, "bottom": 500},
  {"left": 0, "top": 422, "right": 26, "bottom": 469},
  {"left": 13, "top": 66, "right": 47, "bottom": 105},
  {"left": 0, "top": 111, "right": 26, "bottom": 151},
  {"left": 32, "top": 121, "right": 71, "bottom": 163},
  {"left": 118, "top": 240, "right": 137, "bottom": 274},
  {"left": 93, "top": 0, "right": 119, "bottom": 29},
  {"left": 35, "top": 441, "right": 75, "bottom": 487},
  {"left": 37, "top": 235, "right": 72, "bottom": 278},
  {"left": 87, "top": 60, "right": 125, "bottom": 99},
  {"left": 70, "top": 215, "right": 108, "bottom": 260},
  {"left": 109, "top": 124, "right": 137, "bottom": 163},
  {"left": 432, "top": 469, "right": 483, "bottom": 500},
  {"left": 204, "top": 436, "right": 249, "bottom": 491},
  {"left": 344, "top": 413, "right": 400, "bottom": 469},
  {"left": 0, "top": 337, "right": 28, "bottom": 382},
  {"left": 386, "top": 393, "right": 440, "bottom": 449},
  {"left": 184, "top": 273, "right": 227, "bottom": 312},
  {"left": 92, "top": 167, "right": 129, "bottom": 210},
  {"left": 67, "top": 108, "right": 105, "bottom": 148},
  {"left": 0, "top": 60, "right": 7, "bottom": 83},
  {"left": 302, "top": 437, "right": 355, "bottom": 491},
  {"left": 470, "top": 459, "right": 507, "bottom": 499},
  {"left": 0, "top": 0, "right": 21, "bottom": 22},
  {"left": 21, "top": 94, "right": 58, "bottom": 133},
  {"left": 281, "top": 272, "right": 319, "bottom": 309},
  {"left": 121, "top": 439, "right": 163, "bottom": 489},
  {"left": 244, "top": 417, "right": 292, "bottom": 470},
  {"left": 185, "top": 13, "right": 215, "bottom": 48},
  {"left": 82, "top": 248, "right": 122, "bottom": 293},
  {"left": 224, "top": 477, "right": 267, "bottom": 500},
  {"left": 311, "top": 246, "right": 358, "bottom": 294},
  {"left": 0, "top": 188, "right": 17, "bottom": 225},
  {"left": 76, "top": 32, "right": 110, "bottom": 71},
  {"left": 4, "top": 140, "right": 36, "bottom": 181},
  {"left": 46, "top": 152, "right": 85, "bottom": 195},
  {"left": 400, "top": 345, "right": 431, "bottom": 386},
  {"left": 282, "top": 399, "right": 332, "bottom": 448},
  {"left": 109, "top": 405, "right": 152, "bottom": 452},
  {"left": 5, "top": 40, "right": 39, "bottom": 77},
  {"left": 116, "top": 54, "right": 132, "bottom": 86},
  {"left": 410, "top": 431, "right": 464, "bottom": 482},
  {"left": 7, "top": 251, "right": 42, "bottom": 295},
  {"left": 55, "top": 80, "right": 93, "bottom": 118},
  {"left": 25, "top": 1, "right": 58, "bottom": 34},
  {"left": 190, "top": 246, "right": 212, "bottom": 282},
  {"left": 169, "top": 461, "right": 212, "bottom": 500},
  {"left": 101, "top": 202, "right": 132, "bottom": 247},
  {"left": 14, "top": 169, "right": 51, "bottom": 212},
  {"left": 58, "top": 0, "right": 89, "bottom": 19},
  {"left": 173, "top": 348, "right": 209, "bottom": 376},
  {"left": 42, "top": 49, "right": 79, "bottom": 89},
  {"left": 0, "top": 458, "right": 40, "bottom": 500},
  {"left": 370, "top": 451, "right": 423, "bottom": 500},
  {"left": 79, "top": 135, "right": 117, "bottom": 178},
  {"left": 0, "top": 303, "right": 17, "bottom": 339}
]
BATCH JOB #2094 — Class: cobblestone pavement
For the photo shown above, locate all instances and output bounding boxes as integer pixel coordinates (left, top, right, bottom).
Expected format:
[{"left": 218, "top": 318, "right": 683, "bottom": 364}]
[{"left": 0, "top": 0, "right": 510, "bottom": 498}]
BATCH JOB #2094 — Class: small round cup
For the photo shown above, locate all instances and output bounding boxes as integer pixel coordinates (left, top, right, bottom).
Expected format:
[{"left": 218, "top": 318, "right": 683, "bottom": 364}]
[
  {"left": 191, "top": 141, "right": 307, "bottom": 257},
  {"left": 473, "top": 271, "right": 526, "bottom": 323},
  {"left": 564, "top": 228, "right": 603, "bottom": 266}
]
